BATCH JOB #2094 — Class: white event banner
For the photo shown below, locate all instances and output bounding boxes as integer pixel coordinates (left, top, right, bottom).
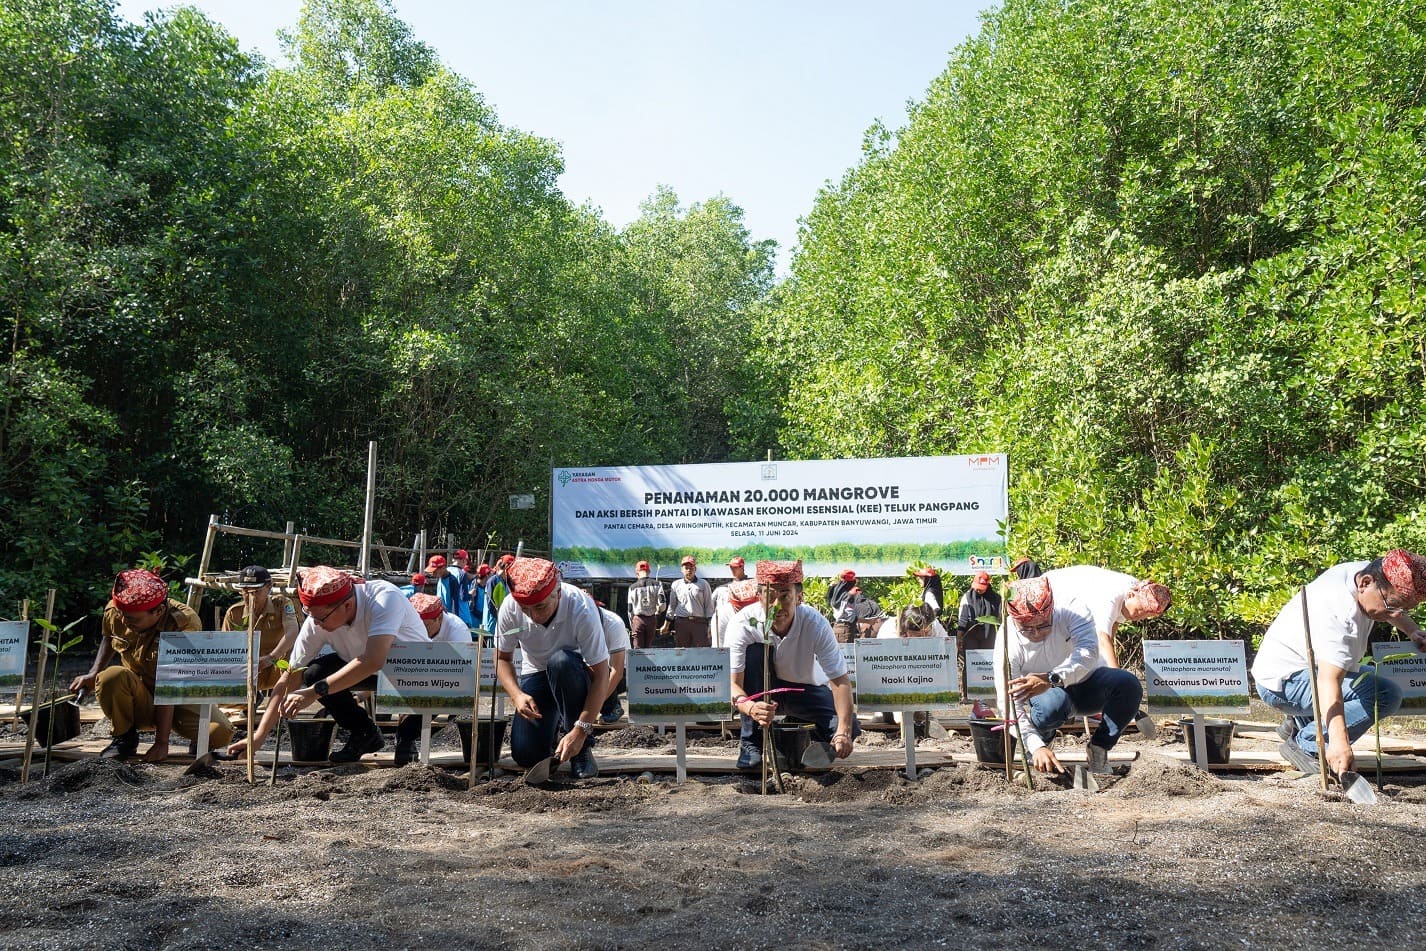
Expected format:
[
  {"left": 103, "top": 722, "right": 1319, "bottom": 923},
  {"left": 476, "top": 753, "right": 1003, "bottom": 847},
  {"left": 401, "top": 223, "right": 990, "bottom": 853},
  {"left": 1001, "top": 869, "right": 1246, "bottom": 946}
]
[
  {"left": 626, "top": 647, "right": 730, "bottom": 722},
  {"left": 1143, "top": 640, "right": 1250, "bottom": 715},
  {"left": 965, "top": 649, "right": 996, "bottom": 700},
  {"left": 376, "top": 642, "right": 476, "bottom": 715},
  {"left": 0, "top": 620, "right": 26, "bottom": 688},
  {"left": 155, "top": 631, "right": 258, "bottom": 705},
  {"left": 551, "top": 455, "right": 1009, "bottom": 579},
  {"left": 854, "top": 637, "right": 959, "bottom": 711},
  {"left": 1370, "top": 642, "right": 1426, "bottom": 711}
]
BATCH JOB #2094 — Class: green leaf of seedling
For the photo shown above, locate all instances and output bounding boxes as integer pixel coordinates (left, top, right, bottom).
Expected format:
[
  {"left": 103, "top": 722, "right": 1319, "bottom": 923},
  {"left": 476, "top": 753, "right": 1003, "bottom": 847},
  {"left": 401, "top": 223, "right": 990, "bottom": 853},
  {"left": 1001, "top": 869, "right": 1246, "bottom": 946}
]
[
  {"left": 976, "top": 615, "right": 1001, "bottom": 626},
  {"left": 1379, "top": 652, "right": 1417, "bottom": 664},
  {"left": 33, "top": 618, "right": 57, "bottom": 632},
  {"left": 274, "top": 658, "right": 290, "bottom": 671}
]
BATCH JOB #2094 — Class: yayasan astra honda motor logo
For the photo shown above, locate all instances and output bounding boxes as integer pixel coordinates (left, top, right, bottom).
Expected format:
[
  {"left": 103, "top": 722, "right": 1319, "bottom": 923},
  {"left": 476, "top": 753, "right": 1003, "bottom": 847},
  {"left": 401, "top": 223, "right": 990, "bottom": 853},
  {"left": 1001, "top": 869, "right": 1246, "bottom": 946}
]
[{"left": 558, "top": 470, "right": 572, "bottom": 487}]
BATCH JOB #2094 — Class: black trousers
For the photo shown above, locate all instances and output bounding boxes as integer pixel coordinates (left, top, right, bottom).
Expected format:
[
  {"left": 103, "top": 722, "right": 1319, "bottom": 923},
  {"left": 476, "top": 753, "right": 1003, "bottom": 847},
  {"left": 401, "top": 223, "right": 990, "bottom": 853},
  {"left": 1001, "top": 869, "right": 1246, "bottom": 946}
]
[{"left": 303, "top": 653, "right": 379, "bottom": 733}]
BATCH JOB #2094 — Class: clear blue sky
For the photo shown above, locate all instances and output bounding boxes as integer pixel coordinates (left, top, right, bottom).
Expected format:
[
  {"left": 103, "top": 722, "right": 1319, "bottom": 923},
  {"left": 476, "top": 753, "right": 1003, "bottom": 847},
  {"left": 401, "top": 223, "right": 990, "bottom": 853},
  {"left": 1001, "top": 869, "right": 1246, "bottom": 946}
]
[{"left": 115, "top": 1, "right": 987, "bottom": 273}]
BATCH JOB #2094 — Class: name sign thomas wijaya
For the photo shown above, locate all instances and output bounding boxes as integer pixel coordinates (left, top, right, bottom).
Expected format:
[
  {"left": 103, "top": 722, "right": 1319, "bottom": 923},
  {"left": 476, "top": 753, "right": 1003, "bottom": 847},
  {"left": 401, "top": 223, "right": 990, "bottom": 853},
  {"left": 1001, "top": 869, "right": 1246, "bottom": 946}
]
[
  {"left": 1142, "top": 640, "right": 1250, "bottom": 715},
  {"left": 155, "top": 631, "right": 259, "bottom": 704},
  {"left": 626, "top": 648, "right": 730, "bottom": 721},
  {"left": 376, "top": 642, "right": 477, "bottom": 714},
  {"left": 551, "top": 455, "right": 1008, "bottom": 579}
]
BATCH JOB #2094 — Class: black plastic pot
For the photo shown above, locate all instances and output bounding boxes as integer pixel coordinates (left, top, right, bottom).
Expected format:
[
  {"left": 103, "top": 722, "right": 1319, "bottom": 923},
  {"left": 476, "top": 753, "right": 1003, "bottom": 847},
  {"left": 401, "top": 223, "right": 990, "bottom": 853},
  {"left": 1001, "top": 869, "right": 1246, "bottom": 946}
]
[
  {"left": 1180, "top": 717, "right": 1234, "bottom": 764},
  {"left": 285, "top": 718, "right": 336, "bottom": 762},
  {"left": 771, "top": 722, "right": 816, "bottom": 769},
  {"left": 456, "top": 719, "right": 508, "bottom": 766},
  {"left": 969, "top": 717, "right": 1017, "bottom": 765},
  {"left": 26, "top": 698, "right": 81, "bottom": 746}
]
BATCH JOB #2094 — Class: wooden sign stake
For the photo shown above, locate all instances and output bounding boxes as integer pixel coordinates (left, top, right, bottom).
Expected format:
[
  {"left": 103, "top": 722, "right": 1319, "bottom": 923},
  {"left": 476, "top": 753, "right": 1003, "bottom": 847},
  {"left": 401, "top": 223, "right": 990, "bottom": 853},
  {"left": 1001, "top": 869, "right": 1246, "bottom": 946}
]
[{"left": 20, "top": 590, "right": 56, "bottom": 783}]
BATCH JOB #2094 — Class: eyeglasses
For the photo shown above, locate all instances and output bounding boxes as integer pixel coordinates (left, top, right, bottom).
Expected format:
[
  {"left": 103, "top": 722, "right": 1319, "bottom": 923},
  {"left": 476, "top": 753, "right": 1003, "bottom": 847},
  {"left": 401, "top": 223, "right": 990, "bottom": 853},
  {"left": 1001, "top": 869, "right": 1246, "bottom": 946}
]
[{"left": 303, "top": 595, "right": 352, "bottom": 627}]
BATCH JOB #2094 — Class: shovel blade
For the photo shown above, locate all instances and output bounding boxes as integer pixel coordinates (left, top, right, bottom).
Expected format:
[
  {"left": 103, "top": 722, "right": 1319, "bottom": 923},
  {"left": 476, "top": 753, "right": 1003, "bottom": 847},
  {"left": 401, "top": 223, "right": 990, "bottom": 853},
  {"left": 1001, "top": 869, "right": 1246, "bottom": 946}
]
[
  {"left": 800, "top": 741, "right": 833, "bottom": 771},
  {"left": 1073, "top": 766, "right": 1099, "bottom": 792},
  {"left": 1339, "top": 771, "right": 1378, "bottom": 805},
  {"left": 926, "top": 718, "right": 949, "bottom": 740},
  {"left": 524, "top": 755, "right": 556, "bottom": 785}
]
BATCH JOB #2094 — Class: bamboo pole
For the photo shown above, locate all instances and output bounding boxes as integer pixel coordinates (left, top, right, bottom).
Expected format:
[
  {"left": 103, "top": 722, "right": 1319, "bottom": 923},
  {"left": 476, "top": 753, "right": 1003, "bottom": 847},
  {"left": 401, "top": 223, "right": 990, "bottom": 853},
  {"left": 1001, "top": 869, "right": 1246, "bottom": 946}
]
[
  {"left": 10, "top": 599, "right": 29, "bottom": 728},
  {"left": 359, "top": 441, "right": 377, "bottom": 577},
  {"left": 245, "top": 600, "right": 258, "bottom": 785},
  {"left": 999, "top": 593, "right": 1012, "bottom": 782},
  {"left": 282, "top": 521, "right": 295, "bottom": 566},
  {"left": 20, "top": 590, "right": 56, "bottom": 784},
  {"left": 189, "top": 515, "right": 220, "bottom": 612},
  {"left": 1300, "top": 587, "right": 1331, "bottom": 792},
  {"left": 469, "top": 635, "right": 483, "bottom": 790}
]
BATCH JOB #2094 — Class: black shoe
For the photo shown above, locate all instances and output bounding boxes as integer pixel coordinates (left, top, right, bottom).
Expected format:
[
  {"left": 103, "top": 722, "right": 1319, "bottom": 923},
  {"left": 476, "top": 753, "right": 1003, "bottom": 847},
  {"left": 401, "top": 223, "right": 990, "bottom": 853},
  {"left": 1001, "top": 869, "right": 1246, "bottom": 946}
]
[
  {"left": 101, "top": 728, "right": 139, "bottom": 760},
  {"left": 330, "top": 727, "right": 385, "bottom": 763},
  {"left": 736, "top": 742, "right": 762, "bottom": 772},
  {"left": 1279, "top": 741, "right": 1319, "bottom": 775},
  {"left": 570, "top": 748, "right": 599, "bottom": 780},
  {"left": 394, "top": 736, "right": 417, "bottom": 767},
  {"left": 1276, "top": 717, "right": 1297, "bottom": 744}
]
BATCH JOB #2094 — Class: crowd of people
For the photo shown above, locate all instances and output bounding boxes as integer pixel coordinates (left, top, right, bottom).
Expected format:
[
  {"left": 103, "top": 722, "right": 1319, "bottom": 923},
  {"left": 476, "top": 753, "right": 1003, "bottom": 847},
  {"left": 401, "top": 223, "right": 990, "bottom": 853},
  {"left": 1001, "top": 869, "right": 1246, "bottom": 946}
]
[{"left": 70, "top": 547, "right": 1426, "bottom": 783}]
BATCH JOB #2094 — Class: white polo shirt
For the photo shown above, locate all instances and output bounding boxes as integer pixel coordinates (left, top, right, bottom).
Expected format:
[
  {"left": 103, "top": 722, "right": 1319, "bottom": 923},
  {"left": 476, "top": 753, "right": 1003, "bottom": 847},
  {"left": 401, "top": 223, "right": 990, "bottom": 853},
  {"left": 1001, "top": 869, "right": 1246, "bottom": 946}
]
[
  {"left": 496, "top": 582, "right": 609, "bottom": 675},
  {"left": 1043, "top": 566, "right": 1138, "bottom": 634},
  {"left": 726, "top": 603, "right": 847, "bottom": 685},
  {"left": 290, "top": 579, "right": 428, "bottom": 667},
  {"left": 992, "top": 598, "right": 1099, "bottom": 754},
  {"left": 1251, "top": 561, "right": 1371, "bottom": 693},
  {"left": 598, "top": 606, "right": 630, "bottom": 654},
  {"left": 431, "top": 611, "right": 474, "bottom": 644}
]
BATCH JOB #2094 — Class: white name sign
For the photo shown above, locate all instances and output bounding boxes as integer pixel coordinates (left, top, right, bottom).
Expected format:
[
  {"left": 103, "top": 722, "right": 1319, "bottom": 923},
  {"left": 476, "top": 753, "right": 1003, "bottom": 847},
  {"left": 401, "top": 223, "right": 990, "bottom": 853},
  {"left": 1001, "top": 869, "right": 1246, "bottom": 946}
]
[
  {"left": 1143, "top": 640, "right": 1249, "bottom": 715},
  {"left": 965, "top": 649, "right": 996, "bottom": 700},
  {"left": 0, "top": 620, "right": 26, "bottom": 688},
  {"left": 155, "top": 631, "right": 257, "bottom": 705},
  {"left": 854, "top": 637, "right": 958, "bottom": 711},
  {"left": 627, "top": 647, "right": 730, "bottom": 722},
  {"left": 1370, "top": 642, "right": 1426, "bottom": 710},
  {"left": 376, "top": 642, "right": 476, "bottom": 715}
]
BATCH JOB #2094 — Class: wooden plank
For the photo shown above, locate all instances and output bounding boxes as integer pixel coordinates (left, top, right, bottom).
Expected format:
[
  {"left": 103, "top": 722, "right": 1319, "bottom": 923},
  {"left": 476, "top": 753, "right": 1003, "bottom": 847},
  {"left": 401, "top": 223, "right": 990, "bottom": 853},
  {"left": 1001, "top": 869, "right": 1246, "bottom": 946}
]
[{"left": 1158, "top": 748, "right": 1426, "bottom": 772}]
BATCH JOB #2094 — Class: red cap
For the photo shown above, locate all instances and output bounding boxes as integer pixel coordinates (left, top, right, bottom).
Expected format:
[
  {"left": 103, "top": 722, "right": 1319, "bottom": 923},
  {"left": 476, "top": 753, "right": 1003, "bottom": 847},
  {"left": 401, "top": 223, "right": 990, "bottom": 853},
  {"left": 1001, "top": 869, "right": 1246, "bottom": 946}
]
[
  {"left": 509, "top": 558, "right": 560, "bottom": 605},
  {"left": 425, "top": 555, "right": 447, "bottom": 571},
  {"left": 497, "top": 554, "right": 515, "bottom": 568},
  {"left": 727, "top": 557, "right": 745, "bottom": 568},
  {"left": 297, "top": 566, "right": 354, "bottom": 609},
  {"left": 913, "top": 566, "right": 939, "bottom": 579},
  {"left": 411, "top": 573, "right": 427, "bottom": 585},
  {"left": 410, "top": 593, "right": 443, "bottom": 620},
  {"left": 476, "top": 564, "right": 493, "bottom": 578},
  {"left": 680, "top": 555, "right": 696, "bottom": 567},
  {"left": 454, "top": 549, "right": 469, "bottom": 561},
  {"left": 636, "top": 561, "right": 651, "bottom": 572},
  {"left": 111, "top": 569, "right": 167, "bottom": 613},
  {"left": 839, "top": 569, "right": 856, "bottom": 582}
]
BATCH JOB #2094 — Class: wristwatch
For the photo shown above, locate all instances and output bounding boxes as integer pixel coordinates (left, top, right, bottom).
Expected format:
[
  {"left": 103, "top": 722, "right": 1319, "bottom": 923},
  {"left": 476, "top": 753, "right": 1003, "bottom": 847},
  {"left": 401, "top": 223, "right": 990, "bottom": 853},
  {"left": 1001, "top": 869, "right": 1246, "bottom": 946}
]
[
  {"left": 1047, "top": 671, "right": 1064, "bottom": 688},
  {"left": 314, "top": 678, "right": 330, "bottom": 698}
]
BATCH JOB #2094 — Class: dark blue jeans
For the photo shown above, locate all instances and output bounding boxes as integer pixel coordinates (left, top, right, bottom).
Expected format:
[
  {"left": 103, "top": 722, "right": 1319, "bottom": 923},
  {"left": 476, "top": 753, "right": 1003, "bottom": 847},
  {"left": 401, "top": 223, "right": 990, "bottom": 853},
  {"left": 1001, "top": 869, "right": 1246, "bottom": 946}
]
[
  {"left": 304, "top": 652, "right": 379, "bottom": 733},
  {"left": 738, "top": 643, "right": 859, "bottom": 749},
  {"left": 1024, "top": 666, "right": 1142, "bottom": 751},
  {"left": 509, "top": 649, "right": 593, "bottom": 767},
  {"left": 1257, "top": 666, "right": 1402, "bottom": 753}
]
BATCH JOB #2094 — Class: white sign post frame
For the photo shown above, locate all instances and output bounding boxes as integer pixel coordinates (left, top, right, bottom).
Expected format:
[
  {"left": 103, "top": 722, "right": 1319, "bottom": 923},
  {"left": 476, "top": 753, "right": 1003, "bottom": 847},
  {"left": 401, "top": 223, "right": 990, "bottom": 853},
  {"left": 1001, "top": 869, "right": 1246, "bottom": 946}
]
[
  {"left": 854, "top": 637, "right": 959, "bottom": 780},
  {"left": 626, "top": 647, "right": 731, "bottom": 783}
]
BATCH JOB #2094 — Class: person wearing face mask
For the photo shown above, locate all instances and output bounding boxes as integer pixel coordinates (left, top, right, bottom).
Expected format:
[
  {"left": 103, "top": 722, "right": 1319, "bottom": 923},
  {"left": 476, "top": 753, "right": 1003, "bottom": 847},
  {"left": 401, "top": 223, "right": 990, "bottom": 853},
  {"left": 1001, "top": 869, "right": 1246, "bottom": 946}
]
[
  {"left": 1253, "top": 550, "right": 1426, "bottom": 777},
  {"left": 993, "top": 576, "right": 1141, "bottom": 776}
]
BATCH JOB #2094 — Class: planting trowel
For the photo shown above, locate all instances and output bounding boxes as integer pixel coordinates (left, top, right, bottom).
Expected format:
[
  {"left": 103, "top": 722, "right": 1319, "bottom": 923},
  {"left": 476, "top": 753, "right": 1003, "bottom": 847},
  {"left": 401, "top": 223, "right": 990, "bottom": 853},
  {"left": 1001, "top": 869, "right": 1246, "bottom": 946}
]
[
  {"left": 1338, "top": 770, "right": 1378, "bottom": 805},
  {"left": 183, "top": 749, "right": 233, "bottom": 776},
  {"left": 523, "top": 753, "right": 559, "bottom": 785}
]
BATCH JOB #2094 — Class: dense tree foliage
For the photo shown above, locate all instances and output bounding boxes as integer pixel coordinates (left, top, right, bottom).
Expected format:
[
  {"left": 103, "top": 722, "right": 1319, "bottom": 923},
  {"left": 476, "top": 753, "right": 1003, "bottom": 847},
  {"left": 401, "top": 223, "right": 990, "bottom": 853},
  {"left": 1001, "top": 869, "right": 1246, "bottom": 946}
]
[
  {"left": 0, "top": 0, "right": 772, "bottom": 613},
  {"left": 759, "top": 0, "right": 1426, "bottom": 637}
]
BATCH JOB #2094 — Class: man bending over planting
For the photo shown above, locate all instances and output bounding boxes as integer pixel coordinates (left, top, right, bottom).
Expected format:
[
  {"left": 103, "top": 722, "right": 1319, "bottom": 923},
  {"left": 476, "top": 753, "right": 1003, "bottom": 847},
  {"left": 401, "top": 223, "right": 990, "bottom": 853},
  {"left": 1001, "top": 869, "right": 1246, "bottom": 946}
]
[
  {"left": 994, "top": 576, "right": 1142, "bottom": 775},
  {"left": 72, "top": 569, "right": 234, "bottom": 761},
  {"left": 495, "top": 558, "right": 610, "bottom": 780},
  {"left": 1253, "top": 549, "right": 1426, "bottom": 777},
  {"left": 726, "top": 560, "right": 857, "bottom": 771},
  {"left": 228, "top": 566, "right": 427, "bottom": 763}
]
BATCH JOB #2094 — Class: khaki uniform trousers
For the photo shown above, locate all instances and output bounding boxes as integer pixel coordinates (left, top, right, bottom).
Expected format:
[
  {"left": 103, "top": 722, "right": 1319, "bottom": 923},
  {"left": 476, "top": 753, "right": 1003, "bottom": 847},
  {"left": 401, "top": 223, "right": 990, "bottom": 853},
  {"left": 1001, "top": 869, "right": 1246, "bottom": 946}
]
[{"left": 96, "top": 666, "right": 235, "bottom": 746}]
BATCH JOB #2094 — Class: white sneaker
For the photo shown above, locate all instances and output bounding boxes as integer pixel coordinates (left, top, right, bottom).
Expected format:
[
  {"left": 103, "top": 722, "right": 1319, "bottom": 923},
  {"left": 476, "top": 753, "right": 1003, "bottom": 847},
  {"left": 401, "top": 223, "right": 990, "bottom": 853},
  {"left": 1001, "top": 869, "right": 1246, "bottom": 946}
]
[{"left": 1085, "top": 744, "right": 1113, "bottom": 775}]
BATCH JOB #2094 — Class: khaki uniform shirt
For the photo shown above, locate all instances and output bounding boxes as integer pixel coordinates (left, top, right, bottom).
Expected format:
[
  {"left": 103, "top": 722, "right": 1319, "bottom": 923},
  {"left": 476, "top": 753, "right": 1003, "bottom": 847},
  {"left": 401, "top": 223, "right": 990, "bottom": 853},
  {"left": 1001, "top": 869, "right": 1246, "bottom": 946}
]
[
  {"left": 102, "top": 598, "right": 201, "bottom": 689},
  {"left": 221, "top": 594, "right": 299, "bottom": 657}
]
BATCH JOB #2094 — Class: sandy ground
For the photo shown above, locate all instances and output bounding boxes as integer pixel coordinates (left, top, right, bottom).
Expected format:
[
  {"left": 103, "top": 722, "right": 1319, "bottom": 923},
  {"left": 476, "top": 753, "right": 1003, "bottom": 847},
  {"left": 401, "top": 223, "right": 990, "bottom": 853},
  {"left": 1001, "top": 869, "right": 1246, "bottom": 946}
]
[{"left": 2, "top": 717, "right": 1425, "bottom": 950}]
